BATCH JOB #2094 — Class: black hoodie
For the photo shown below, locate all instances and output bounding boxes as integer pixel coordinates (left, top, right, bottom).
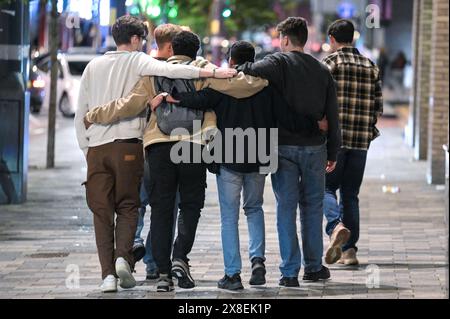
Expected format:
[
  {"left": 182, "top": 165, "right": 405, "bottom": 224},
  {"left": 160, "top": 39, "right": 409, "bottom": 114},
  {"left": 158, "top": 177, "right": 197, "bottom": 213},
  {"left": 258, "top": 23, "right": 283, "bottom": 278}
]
[
  {"left": 239, "top": 51, "right": 341, "bottom": 161},
  {"left": 174, "top": 84, "right": 319, "bottom": 174}
]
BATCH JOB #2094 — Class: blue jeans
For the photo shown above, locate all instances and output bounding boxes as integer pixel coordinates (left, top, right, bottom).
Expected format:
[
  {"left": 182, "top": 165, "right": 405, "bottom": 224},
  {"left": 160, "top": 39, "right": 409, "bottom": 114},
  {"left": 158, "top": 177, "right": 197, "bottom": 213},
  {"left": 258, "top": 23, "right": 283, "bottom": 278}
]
[
  {"left": 271, "top": 144, "right": 327, "bottom": 277},
  {"left": 324, "top": 148, "right": 367, "bottom": 252},
  {"left": 135, "top": 181, "right": 150, "bottom": 247},
  {"left": 135, "top": 162, "right": 179, "bottom": 273},
  {"left": 216, "top": 167, "right": 266, "bottom": 277}
]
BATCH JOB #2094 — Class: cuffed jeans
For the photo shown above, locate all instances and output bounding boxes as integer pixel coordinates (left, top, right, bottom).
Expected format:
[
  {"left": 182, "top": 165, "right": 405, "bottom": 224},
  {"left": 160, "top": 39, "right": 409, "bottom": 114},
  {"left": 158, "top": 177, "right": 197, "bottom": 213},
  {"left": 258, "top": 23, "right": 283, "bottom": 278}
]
[
  {"left": 324, "top": 148, "right": 367, "bottom": 252},
  {"left": 216, "top": 167, "right": 266, "bottom": 277},
  {"left": 271, "top": 144, "right": 326, "bottom": 277},
  {"left": 134, "top": 161, "right": 151, "bottom": 248}
]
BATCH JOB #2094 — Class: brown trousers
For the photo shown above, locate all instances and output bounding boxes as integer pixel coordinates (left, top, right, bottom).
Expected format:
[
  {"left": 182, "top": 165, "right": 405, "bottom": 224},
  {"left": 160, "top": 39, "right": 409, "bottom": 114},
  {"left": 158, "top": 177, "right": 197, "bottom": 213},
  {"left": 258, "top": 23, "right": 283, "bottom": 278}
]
[{"left": 85, "top": 142, "right": 143, "bottom": 279}]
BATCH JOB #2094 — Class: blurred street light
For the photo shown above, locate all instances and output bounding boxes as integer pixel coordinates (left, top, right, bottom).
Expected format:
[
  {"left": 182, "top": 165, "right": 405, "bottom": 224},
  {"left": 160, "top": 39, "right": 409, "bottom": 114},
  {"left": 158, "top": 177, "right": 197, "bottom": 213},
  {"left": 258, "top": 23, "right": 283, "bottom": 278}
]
[
  {"left": 168, "top": 7, "right": 178, "bottom": 18},
  {"left": 222, "top": 8, "right": 231, "bottom": 18},
  {"left": 210, "top": 19, "right": 220, "bottom": 35}
]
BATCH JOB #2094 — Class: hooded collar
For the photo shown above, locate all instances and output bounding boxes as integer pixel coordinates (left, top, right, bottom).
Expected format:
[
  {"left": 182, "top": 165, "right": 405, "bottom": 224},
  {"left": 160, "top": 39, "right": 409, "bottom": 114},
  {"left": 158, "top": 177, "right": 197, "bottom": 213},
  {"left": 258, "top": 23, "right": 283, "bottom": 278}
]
[{"left": 167, "top": 55, "right": 193, "bottom": 64}]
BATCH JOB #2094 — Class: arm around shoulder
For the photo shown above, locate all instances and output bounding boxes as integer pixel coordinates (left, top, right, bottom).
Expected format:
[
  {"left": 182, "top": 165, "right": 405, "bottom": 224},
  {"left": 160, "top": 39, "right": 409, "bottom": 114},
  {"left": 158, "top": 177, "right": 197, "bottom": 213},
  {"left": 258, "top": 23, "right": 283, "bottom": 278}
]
[
  {"left": 203, "top": 72, "right": 269, "bottom": 99},
  {"left": 85, "top": 77, "right": 153, "bottom": 125}
]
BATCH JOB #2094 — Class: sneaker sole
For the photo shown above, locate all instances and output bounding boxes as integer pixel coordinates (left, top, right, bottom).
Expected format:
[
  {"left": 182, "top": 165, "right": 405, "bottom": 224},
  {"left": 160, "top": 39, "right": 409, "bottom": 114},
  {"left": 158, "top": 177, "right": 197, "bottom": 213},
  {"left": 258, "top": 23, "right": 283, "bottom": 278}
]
[
  {"left": 325, "top": 246, "right": 342, "bottom": 265},
  {"left": 156, "top": 286, "right": 174, "bottom": 292},
  {"left": 101, "top": 287, "right": 118, "bottom": 293},
  {"left": 218, "top": 284, "right": 244, "bottom": 291},
  {"left": 303, "top": 277, "right": 328, "bottom": 282},
  {"left": 279, "top": 283, "right": 300, "bottom": 288},
  {"left": 249, "top": 280, "right": 266, "bottom": 286},
  {"left": 279, "top": 286, "right": 302, "bottom": 290},
  {"left": 171, "top": 267, "right": 195, "bottom": 289},
  {"left": 343, "top": 259, "right": 359, "bottom": 266},
  {"left": 303, "top": 273, "right": 331, "bottom": 282},
  {"left": 249, "top": 268, "right": 266, "bottom": 286},
  {"left": 116, "top": 263, "right": 136, "bottom": 289},
  {"left": 325, "top": 228, "right": 351, "bottom": 264}
]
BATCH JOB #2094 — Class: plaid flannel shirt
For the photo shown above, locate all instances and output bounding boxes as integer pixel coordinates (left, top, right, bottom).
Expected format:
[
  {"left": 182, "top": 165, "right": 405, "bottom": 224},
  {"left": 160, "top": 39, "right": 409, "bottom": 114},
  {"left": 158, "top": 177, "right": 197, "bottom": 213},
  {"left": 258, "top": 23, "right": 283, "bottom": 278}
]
[{"left": 323, "top": 47, "right": 383, "bottom": 151}]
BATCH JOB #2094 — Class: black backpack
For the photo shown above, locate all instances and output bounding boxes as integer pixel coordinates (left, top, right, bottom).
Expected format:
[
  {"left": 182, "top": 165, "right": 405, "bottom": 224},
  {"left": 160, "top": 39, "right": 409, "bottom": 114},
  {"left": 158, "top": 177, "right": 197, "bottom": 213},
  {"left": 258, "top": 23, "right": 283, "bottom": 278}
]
[{"left": 153, "top": 63, "right": 204, "bottom": 135}]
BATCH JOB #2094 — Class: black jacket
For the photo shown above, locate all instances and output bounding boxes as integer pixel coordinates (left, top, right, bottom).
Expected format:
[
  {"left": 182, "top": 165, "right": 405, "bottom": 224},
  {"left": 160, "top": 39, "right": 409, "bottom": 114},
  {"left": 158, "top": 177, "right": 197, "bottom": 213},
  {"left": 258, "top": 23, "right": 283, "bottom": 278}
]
[
  {"left": 174, "top": 86, "right": 319, "bottom": 173},
  {"left": 239, "top": 51, "right": 341, "bottom": 161}
]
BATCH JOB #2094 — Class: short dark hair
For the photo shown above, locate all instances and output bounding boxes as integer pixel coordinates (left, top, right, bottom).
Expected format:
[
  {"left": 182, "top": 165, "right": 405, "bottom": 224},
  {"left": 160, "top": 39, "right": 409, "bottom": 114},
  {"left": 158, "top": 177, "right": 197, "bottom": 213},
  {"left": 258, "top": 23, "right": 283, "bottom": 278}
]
[
  {"left": 229, "top": 41, "right": 255, "bottom": 65},
  {"left": 276, "top": 17, "right": 309, "bottom": 47},
  {"left": 171, "top": 31, "right": 200, "bottom": 60},
  {"left": 112, "top": 15, "right": 148, "bottom": 46},
  {"left": 328, "top": 19, "right": 355, "bottom": 44}
]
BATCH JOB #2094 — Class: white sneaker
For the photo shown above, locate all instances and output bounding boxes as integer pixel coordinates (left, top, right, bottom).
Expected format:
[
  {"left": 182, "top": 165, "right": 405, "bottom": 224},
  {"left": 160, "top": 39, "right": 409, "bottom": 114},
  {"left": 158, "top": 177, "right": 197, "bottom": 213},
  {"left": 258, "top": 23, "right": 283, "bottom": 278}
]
[
  {"left": 115, "top": 257, "right": 136, "bottom": 289},
  {"left": 101, "top": 275, "right": 117, "bottom": 293}
]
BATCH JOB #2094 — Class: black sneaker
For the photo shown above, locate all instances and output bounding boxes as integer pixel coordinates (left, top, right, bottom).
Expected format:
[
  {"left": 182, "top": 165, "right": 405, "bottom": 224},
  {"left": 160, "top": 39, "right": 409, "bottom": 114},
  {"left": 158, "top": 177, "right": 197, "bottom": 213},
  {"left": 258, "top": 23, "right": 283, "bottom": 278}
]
[
  {"left": 279, "top": 276, "right": 300, "bottom": 287},
  {"left": 146, "top": 268, "right": 159, "bottom": 280},
  {"left": 303, "top": 266, "right": 331, "bottom": 282},
  {"left": 132, "top": 243, "right": 146, "bottom": 263},
  {"left": 218, "top": 274, "right": 244, "bottom": 291},
  {"left": 171, "top": 259, "right": 195, "bottom": 289},
  {"left": 249, "top": 257, "right": 266, "bottom": 286},
  {"left": 156, "top": 274, "right": 174, "bottom": 292}
]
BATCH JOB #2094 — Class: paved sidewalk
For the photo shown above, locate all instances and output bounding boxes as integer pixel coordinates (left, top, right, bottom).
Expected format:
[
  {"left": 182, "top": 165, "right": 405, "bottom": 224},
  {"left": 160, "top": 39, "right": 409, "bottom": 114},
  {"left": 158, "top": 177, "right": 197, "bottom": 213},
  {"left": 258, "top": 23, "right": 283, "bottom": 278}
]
[{"left": 0, "top": 115, "right": 448, "bottom": 299}]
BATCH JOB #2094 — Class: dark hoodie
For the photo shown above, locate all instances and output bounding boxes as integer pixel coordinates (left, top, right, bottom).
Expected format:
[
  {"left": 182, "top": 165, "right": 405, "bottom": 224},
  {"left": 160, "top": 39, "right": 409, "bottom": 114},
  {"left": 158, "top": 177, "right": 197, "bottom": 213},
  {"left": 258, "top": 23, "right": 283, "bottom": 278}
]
[
  {"left": 239, "top": 51, "right": 341, "bottom": 161},
  {"left": 174, "top": 81, "right": 319, "bottom": 174}
]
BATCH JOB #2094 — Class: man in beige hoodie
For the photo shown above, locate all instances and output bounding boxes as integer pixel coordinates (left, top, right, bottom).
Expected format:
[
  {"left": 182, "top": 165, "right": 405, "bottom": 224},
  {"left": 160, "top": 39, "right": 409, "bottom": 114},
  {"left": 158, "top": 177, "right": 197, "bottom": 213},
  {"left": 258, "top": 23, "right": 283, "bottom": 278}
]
[
  {"left": 132, "top": 23, "right": 182, "bottom": 280},
  {"left": 84, "top": 31, "right": 268, "bottom": 292},
  {"left": 75, "top": 17, "right": 236, "bottom": 293}
]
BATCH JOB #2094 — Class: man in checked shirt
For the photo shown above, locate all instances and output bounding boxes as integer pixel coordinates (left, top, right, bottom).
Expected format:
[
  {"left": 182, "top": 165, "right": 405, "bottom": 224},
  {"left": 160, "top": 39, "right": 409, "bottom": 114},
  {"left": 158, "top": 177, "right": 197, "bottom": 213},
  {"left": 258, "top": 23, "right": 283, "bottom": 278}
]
[{"left": 322, "top": 19, "right": 383, "bottom": 266}]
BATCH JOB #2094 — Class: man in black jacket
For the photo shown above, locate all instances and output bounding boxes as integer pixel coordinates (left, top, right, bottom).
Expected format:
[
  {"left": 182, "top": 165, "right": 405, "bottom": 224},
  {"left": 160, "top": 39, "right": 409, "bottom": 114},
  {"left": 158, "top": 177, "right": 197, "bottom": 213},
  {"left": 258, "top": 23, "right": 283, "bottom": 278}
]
[
  {"left": 150, "top": 41, "right": 324, "bottom": 290},
  {"left": 239, "top": 17, "right": 341, "bottom": 286}
]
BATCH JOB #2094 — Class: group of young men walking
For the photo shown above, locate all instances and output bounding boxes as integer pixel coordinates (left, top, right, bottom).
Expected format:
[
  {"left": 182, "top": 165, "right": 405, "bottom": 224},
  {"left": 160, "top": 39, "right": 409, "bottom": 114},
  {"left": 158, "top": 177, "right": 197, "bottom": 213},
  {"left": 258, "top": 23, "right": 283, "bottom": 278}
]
[{"left": 75, "top": 15, "right": 382, "bottom": 293}]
